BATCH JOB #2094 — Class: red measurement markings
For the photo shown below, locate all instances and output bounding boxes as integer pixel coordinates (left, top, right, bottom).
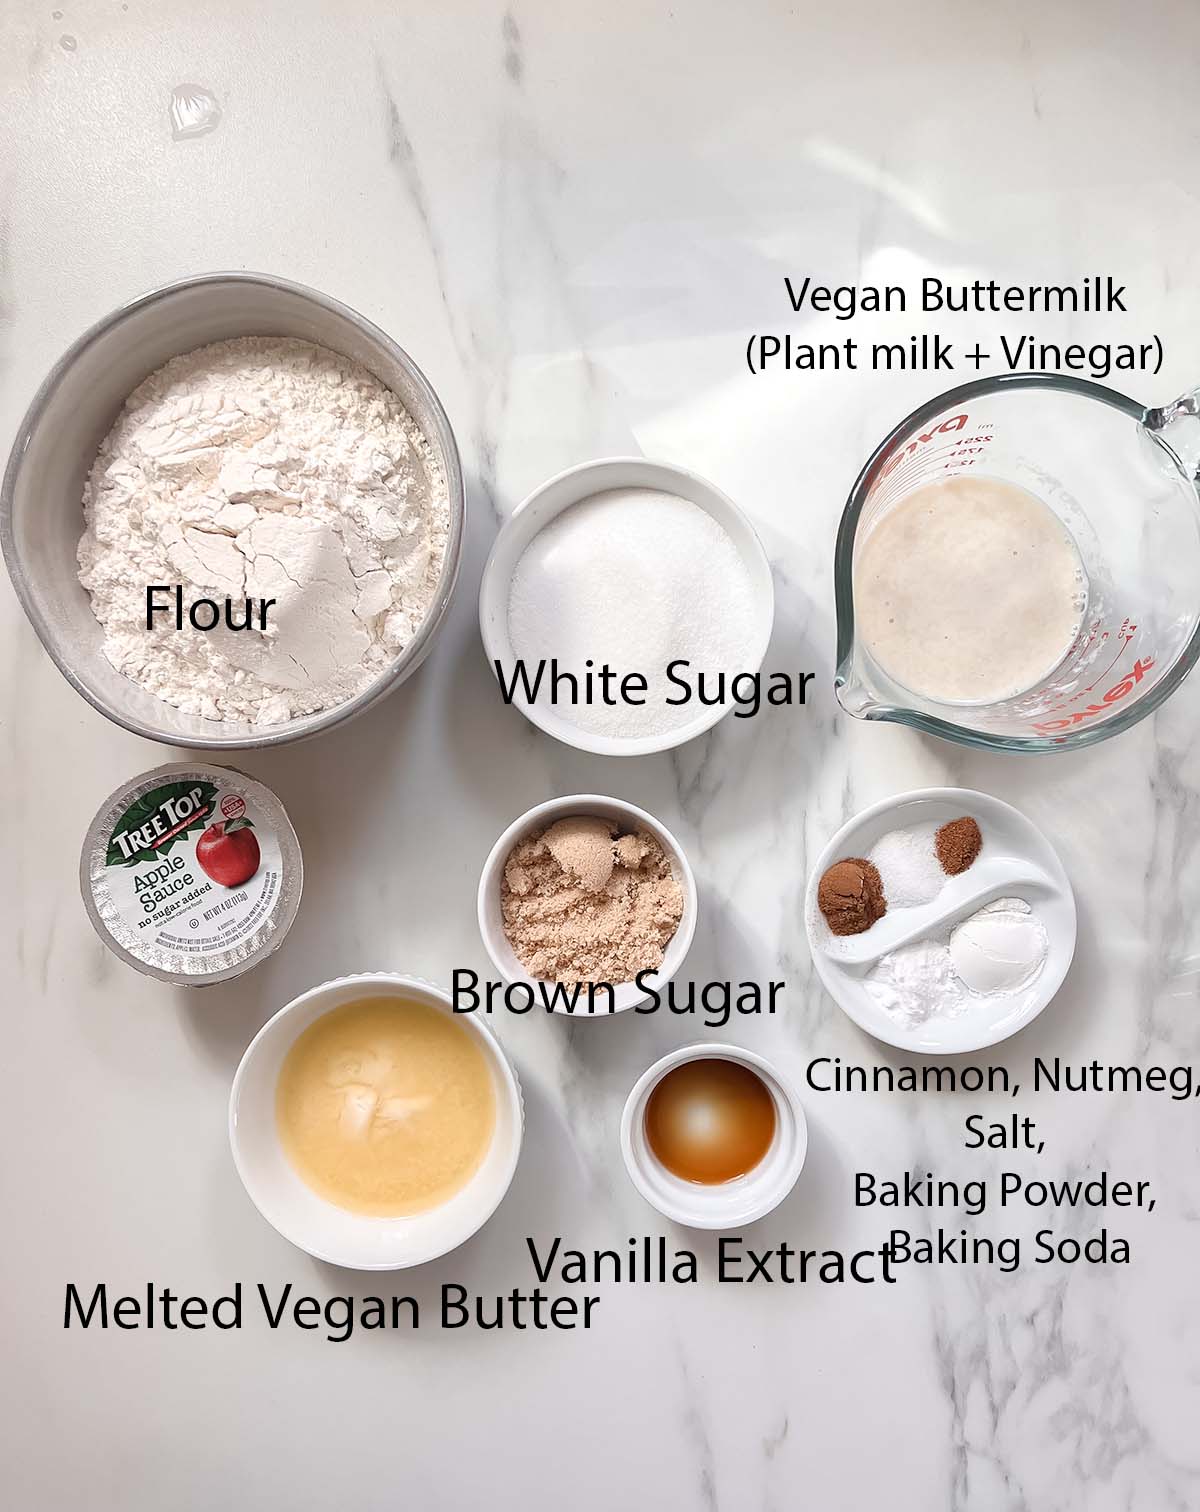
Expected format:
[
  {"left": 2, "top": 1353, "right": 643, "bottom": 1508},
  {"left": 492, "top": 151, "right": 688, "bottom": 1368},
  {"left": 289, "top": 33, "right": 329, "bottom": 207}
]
[
  {"left": 1032, "top": 652, "right": 1155, "bottom": 735},
  {"left": 1030, "top": 619, "right": 1139, "bottom": 721},
  {"left": 866, "top": 417, "right": 992, "bottom": 516}
]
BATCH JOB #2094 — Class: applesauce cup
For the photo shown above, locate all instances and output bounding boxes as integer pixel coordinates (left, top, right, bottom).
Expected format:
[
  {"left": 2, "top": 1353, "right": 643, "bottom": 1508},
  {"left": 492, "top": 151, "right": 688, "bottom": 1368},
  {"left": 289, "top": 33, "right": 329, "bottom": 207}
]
[{"left": 81, "top": 763, "right": 302, "bottom": 985}]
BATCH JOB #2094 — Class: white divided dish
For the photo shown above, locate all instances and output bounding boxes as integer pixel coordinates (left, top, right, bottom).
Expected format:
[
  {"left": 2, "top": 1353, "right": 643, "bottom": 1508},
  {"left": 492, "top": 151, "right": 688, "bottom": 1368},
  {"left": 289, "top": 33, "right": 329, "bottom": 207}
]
[{"left": 804, "top": 788, "right": 1076, "bottom": 1054}]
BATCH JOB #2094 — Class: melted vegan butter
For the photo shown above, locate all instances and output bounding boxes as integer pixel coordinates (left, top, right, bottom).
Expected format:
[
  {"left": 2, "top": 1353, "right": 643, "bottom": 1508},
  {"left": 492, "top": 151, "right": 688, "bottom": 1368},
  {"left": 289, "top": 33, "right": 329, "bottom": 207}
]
[{"left": 276, "top": 995, "right": 496, "bottom": 1217}]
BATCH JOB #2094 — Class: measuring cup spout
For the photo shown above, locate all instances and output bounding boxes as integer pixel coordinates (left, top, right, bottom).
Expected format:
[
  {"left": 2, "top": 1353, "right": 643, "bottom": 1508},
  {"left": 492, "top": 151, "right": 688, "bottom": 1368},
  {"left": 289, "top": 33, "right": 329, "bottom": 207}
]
[
  {"left": 1143, "top": 387, "right": 1200, "bottom": 480},
  {"left": 834, "top": 673, "right": 879, "bottom": 718}
]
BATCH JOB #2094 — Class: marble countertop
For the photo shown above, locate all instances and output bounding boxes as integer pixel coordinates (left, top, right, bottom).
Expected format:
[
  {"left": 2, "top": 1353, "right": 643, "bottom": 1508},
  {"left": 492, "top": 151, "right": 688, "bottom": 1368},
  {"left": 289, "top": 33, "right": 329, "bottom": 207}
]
[{"left": 3, "top": 2, "right": 1200, "bottom": 1508}]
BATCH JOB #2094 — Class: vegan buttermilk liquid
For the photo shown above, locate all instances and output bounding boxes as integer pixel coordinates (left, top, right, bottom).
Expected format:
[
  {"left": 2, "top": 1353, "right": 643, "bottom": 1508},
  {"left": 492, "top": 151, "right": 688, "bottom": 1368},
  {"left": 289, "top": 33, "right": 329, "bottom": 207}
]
[{"left": 855, "top": 476, "right": 1087, "bottom": 705}]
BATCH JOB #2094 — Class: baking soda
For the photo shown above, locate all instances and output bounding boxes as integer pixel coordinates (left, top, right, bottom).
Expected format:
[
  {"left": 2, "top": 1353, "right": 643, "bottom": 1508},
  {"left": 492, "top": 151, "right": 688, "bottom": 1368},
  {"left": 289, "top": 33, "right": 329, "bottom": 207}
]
[{"left": 950, "top": 897, "right": 1047, "bottom": 994}]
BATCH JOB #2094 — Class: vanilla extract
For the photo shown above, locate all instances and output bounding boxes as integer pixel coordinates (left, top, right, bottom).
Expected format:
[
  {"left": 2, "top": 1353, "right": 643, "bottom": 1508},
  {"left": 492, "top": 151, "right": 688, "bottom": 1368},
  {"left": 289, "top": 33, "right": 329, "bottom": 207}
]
[
  {"left": 645, "top": 1059, "right": 777, "bottom": 1185},
  {"left": 526, "top": 1235, "right": 895, "bottom": 1286}
]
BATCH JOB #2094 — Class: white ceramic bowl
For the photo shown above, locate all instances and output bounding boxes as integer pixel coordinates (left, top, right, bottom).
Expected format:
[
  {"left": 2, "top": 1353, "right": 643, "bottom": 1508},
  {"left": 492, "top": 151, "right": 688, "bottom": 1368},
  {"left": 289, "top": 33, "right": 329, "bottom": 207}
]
[
  {"left": 477, "top": 794, "right": 697, "bottom": 1016},
  {"left": 804, "top": 788, "right": 1076, "bottom": 1054},
  {"left": 479, "top": 457, "right": 775, "bottom": 755},
  {"left": 620, "top": 1043, "right": 808, "bottom": 1228},
  {"left": 229, "top": 973, "right": 523, "bottom": 1270},
  {"left": 1, "top": 272, "right": 465, "bottom": 750}
]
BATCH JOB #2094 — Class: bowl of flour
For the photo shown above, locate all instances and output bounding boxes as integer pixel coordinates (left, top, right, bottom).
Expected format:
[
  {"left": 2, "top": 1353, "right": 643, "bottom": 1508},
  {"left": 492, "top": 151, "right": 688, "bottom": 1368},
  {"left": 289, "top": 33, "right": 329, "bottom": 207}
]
[{"left": 1, "top": 273, "right": 464, "bottom": 747}]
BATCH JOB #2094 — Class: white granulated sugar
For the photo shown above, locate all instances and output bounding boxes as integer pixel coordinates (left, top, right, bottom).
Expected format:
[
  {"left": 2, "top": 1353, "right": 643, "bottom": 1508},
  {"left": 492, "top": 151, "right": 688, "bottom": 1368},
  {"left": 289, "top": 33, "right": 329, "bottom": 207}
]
[
  {"left": 506, "top": 487, "right": 760, "bottom": 739},
  {"left": 869, "top": 821, "right": 946, "bottom": 909},
  {"left": 77, "top": 337, "right": 449, "bottom": 724}
]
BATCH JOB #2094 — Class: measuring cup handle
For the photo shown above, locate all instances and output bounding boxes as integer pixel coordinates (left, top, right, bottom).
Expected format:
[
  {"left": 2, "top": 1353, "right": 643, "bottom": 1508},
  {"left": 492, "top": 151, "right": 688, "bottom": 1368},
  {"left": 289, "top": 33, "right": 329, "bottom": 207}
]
[{"left": 1144, "top": 388, "right": 1200, "bottom": 478}]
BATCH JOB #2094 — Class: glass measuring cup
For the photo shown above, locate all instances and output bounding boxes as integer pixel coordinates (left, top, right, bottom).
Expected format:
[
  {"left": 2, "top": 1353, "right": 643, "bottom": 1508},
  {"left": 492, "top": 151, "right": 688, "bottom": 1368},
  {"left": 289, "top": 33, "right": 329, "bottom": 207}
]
[{"left": 835, "top": 374, "right": 1200, "bottom": 750}]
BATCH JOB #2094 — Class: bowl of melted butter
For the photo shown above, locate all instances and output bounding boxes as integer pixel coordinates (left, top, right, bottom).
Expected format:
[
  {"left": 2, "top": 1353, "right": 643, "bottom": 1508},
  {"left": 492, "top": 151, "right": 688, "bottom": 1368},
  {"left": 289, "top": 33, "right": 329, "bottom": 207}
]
[{"left": 230, "top": 974, "right": 523, "bottom": 1268}]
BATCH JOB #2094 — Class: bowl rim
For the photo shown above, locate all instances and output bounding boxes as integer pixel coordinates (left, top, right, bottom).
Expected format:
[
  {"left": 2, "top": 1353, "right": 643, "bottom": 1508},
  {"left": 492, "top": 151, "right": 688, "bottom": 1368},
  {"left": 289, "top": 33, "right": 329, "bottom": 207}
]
[
  {"left": 478, "top": 455, "right": 775, "bottom": 756},
  {"left": 619, "top": 1041, "right": 808, "bottom": 1228},
  {"left": 0, "top": 270, "right": 466, "bottom": 751},
  {"left": 476, "top": 792, "right": 698, "bottom": 1016},
  {"left": 228, "top": 971, "right": 524, "bottom": 1270}
]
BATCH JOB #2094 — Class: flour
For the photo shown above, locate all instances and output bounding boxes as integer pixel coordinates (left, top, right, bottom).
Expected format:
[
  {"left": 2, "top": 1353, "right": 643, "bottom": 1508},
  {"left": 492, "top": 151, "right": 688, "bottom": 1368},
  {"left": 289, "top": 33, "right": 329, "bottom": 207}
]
[{"left": 77, "top": 337, "right": 449, "bottom": 723}]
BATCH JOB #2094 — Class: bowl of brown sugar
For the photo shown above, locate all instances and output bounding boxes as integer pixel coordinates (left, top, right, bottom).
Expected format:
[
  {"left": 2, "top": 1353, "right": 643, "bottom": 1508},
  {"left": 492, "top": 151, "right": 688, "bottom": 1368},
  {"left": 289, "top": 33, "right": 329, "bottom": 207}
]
[{"left": 477, "top": 794, "right": 697, "bottom": 1015}]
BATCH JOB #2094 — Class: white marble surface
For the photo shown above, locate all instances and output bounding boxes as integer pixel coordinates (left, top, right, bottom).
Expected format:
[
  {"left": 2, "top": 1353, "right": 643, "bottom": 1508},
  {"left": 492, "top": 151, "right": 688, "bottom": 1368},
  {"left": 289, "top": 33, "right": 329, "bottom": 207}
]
[{"left": 3, "top": 2, "right": 1200, "bottom": 1508}]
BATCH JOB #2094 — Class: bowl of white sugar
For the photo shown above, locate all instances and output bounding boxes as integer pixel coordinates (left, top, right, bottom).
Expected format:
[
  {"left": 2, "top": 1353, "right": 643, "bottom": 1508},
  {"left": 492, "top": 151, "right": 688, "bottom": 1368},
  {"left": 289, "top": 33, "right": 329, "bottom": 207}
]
[
  {"left": 479, "top": 458, "right": 775, "bottom": 755},
  {"left": 1, "top": 273, "right": 464, "bottom": 748}
]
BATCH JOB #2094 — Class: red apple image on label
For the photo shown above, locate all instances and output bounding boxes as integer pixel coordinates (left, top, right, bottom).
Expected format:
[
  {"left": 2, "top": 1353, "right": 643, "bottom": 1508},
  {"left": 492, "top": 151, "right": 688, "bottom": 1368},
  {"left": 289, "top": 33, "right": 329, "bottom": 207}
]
[{"left": 195, "top": 818, "right": 260, "bottom": 888}]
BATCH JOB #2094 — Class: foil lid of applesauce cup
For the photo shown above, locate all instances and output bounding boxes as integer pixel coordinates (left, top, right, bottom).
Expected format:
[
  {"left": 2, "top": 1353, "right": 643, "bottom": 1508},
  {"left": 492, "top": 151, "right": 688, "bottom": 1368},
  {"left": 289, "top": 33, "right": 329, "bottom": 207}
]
[{"left": 81, "top": 764, "right": 303, "bottom": 986}]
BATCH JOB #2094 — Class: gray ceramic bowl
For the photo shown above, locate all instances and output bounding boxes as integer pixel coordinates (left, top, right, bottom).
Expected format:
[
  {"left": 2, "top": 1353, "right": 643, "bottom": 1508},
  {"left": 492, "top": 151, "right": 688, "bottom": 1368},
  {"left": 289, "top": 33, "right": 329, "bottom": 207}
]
[{"left": 1, "top": 272, "right": 465, "bottom": 749}]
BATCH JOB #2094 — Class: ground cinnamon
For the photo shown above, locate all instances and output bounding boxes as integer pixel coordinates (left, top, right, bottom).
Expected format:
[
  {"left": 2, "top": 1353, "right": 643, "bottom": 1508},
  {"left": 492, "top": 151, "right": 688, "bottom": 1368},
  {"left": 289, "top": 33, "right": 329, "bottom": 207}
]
[{"left": 817, "top": 857, "right": 887, "bottom": 936}]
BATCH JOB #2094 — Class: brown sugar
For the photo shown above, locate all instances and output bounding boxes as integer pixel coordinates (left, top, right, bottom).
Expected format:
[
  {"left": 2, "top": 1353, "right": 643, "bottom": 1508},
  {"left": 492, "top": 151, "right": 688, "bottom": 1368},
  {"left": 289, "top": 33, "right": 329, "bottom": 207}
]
[
  {"left": 935, "top": 817, "right": 982, "bottom": 876},
  {"left": 501, "top": 816, "right": 684, "bottom": 984},
  {"left": 817, "top": 857, "right": 886, "bottom": 936}
]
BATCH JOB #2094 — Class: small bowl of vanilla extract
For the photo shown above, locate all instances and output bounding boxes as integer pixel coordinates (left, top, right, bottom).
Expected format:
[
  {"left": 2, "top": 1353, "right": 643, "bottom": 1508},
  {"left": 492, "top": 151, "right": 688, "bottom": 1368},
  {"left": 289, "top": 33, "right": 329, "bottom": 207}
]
[{"left": 620, "top": 1044, "right": 807, "bottom": 1228}]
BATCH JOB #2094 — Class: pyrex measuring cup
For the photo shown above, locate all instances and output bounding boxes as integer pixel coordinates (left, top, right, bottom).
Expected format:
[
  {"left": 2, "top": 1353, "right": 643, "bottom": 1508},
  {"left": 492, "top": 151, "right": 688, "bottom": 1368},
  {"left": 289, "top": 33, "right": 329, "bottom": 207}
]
[{"left": 835, "top": 374, "right": 1200, "bottom": 750}]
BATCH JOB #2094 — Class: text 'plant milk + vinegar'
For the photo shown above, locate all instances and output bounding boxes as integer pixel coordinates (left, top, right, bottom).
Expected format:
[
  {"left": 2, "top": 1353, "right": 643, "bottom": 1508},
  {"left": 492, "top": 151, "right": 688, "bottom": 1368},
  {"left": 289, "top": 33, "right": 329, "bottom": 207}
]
[{"left": 854, "top": 476, "right": 1087, "bottom": 705}]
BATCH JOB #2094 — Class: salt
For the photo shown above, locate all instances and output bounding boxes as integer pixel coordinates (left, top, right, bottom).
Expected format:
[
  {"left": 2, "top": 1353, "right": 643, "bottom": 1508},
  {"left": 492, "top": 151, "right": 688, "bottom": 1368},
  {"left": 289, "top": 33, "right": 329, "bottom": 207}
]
[
  {"left": 506, "top": 488, "right": 760, "bottom": 739},
  {"left": 868, "top": 821, "right": 945, "bottom": 908}
]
